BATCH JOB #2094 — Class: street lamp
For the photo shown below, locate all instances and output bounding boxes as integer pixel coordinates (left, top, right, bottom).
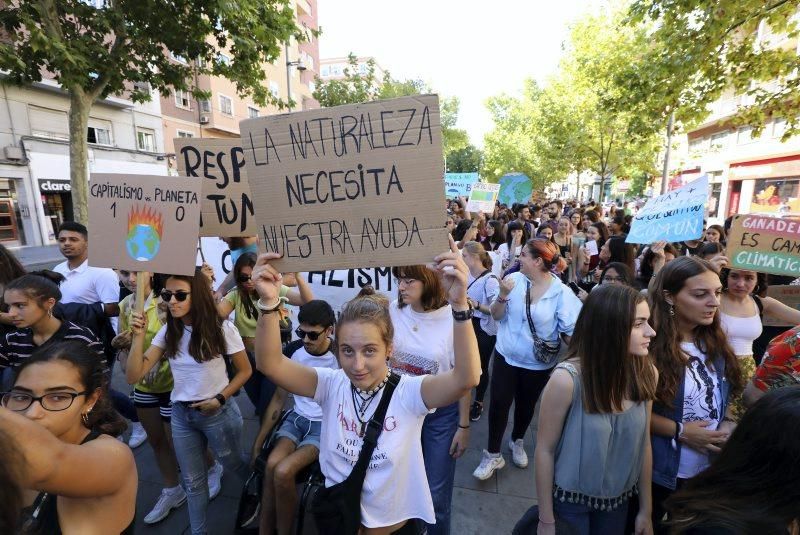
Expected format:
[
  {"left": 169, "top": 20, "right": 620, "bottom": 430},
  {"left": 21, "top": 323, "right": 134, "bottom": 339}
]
[{"left": 285, "top": 42, "right": 307, "bottom": 111}]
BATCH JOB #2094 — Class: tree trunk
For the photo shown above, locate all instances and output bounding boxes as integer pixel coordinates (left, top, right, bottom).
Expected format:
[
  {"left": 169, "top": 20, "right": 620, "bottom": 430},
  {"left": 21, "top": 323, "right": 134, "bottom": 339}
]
[{"left": 68, "top": 89, "right": 92, "bottom": 225}]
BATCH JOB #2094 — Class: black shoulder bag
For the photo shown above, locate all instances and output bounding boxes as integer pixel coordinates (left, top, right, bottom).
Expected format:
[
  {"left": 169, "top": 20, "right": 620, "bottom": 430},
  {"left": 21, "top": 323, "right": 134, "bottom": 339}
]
[
  {"left": 311, "top": 373, "right": 401, "bottom": 535},
  {"left": 525, "top": 280, "right": 561, "bottom": 365}
]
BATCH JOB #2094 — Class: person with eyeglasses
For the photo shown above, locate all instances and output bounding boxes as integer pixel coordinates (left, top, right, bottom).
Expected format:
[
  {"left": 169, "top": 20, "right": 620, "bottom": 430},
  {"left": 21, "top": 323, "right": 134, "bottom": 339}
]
[
  {"left": 256, "top": 300, "right": 339, "bottom": 534},
  {"left": 126, "top": 269, "right": 252, "bottom": 535},
  {"left": 1, "top": 340, "right": 136, "bottom": 534}
]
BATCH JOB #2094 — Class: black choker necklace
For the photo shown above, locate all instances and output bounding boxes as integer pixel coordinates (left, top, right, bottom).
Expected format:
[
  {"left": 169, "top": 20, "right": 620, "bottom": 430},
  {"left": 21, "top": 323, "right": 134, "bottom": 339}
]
[{"left": 350, "top": 370, "right": 391, "bottom": 437}]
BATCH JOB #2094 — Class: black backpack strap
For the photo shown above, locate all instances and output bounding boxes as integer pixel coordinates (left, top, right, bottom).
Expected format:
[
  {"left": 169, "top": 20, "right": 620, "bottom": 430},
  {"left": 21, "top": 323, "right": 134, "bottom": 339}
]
[
  {"left": 753, "top": 295, "right": 764, "bottom": 319},
  {"left": 347, "top": 373, "right": 401, "bottom": 482}
]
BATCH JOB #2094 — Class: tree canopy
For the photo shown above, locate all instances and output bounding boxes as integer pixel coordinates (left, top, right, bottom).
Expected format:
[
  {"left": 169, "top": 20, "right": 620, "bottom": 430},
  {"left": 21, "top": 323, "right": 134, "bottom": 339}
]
[{"left": 0, "top": 0, "right": 305, "bottom": 223}]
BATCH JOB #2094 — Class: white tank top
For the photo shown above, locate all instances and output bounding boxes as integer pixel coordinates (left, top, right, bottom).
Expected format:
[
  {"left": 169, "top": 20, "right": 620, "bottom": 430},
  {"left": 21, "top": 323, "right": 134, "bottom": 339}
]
[{"left": 720, "top": 302, "right": 763, "bottom": 356}]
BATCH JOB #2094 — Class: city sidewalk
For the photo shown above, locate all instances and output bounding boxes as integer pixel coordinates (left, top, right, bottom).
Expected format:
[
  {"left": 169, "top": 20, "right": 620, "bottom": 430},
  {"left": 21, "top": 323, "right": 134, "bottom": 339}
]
[
  {"left": 11, "top": 244, "right": 63, "bottom": 271},
  {"left": 114, "top": 364, "right": 540, "bottom": 534}
]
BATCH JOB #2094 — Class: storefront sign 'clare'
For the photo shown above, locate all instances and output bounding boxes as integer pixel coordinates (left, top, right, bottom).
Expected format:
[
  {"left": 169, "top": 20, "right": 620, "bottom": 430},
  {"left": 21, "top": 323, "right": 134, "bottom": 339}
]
[
  {"left": 239, "top": 95, "right": 447, "bottom": 272},
  {"left": 88, "top": 173, "right": 201, "bottom": 276},
  {"left": 727, "top": 214, "right": 800, "bottom": 277}
]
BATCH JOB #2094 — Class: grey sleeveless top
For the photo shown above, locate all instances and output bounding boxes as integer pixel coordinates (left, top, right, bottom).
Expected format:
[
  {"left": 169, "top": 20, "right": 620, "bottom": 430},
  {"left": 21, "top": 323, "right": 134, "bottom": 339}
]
[{"left": 552, "top": 362, "right": 647, "bottom": 510}]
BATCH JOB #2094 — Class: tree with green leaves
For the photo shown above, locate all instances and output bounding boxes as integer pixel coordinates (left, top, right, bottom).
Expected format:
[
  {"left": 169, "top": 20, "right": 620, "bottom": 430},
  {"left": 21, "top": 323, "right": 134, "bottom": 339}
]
[
  {"left": 619, "top": 0, "right": 800, "bottom": 138},
  {"left": 446, "top": 143, "right": 483, "bottom": 173},
  {"left": 0, "top": 0, "right": 304, "bottom": 223}
]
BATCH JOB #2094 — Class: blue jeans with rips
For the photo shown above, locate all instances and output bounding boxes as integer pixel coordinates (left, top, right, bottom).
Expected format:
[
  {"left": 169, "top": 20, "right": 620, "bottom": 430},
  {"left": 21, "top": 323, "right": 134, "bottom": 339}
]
[
  {"left": 171, "top": 399, "right": 249, "bottom": 535},
  {"left": 421, "top": 401, "right": 459, "bottom": 535}
]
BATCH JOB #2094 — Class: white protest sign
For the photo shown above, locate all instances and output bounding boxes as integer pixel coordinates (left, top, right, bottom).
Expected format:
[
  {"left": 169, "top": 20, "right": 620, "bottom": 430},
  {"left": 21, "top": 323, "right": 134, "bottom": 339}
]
[
  {"left": 239, "top": 95, "right": 447, "bottom": 273},
  {"left": 626, "top": 175, "right": 708, "bottom": 244},
  {"left": 467, "top": 182, "right": 501, "bottom": 213}
]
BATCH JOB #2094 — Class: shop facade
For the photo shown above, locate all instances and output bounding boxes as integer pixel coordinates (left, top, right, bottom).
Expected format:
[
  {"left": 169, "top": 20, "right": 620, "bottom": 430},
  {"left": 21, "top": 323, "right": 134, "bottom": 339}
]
[{"left": 727, "top": 154, "right": 800, "bottom": 219}]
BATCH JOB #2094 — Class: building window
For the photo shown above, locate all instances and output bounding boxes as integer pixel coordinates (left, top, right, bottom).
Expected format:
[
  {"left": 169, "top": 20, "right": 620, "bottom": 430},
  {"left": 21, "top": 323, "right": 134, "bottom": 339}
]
[
  {"left": 772, "top": 118, "right": 787, "bottom": 139},
  {"left": 688, "top": 137, "right": 706, "bottom": 153},
  {"left": 170, "top": 51, "right": 188, "bottom": 64},
  {"left": 176, "top": 130, "right": 194, "bottom": 138},
  {"left": 87, "top": 125, "right": 112, "bottom": 146},
  {"left": 217, "top": 53, "right": 231, "bottom": 66},
  {"left": 136, "top": 128, "right": 156, "bottom": 152},
  {"left": 133, "top": 81, "right": 151, "bottom": 96},
  {"left": 308, "top": 81, "right": 316, "bottom": 94},
  {"left": 247, "top": 106, "right": 260, "bottom": 118},
  {"left": 200, "top": 99, "right": 211, "bottom": 113},
  {"left": 175, "top": 89, "right": 192, "bottom": 109},
  {"left": 29, "top": 106, "right": 70, "bottom": 141},
  {"left": 737, "top": 126, "right": 754, "bottom": 144},
  {"left": 269, "top": 81, "right": 280, "bottom": 98},
  {"left": 219, "top": 95, "right": 233, "bottom": 116},
  {"left": 709, "top": 131, "right": 728, "bottom": 150},
  {"left": 320, "top": 65, "right": 330, "bottom": 77}
]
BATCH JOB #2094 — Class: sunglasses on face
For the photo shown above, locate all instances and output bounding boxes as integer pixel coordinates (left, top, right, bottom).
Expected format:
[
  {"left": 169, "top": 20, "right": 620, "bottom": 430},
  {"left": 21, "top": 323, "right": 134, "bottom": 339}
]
[
  {"left": 295, "top": 327, "right": 325, "bottom": 341},
  {"left": 237, "top": 274, "right": 252, "bottom": 283},
  {"left": 160, "top": 290, "right": 190, "bottom": 302}
]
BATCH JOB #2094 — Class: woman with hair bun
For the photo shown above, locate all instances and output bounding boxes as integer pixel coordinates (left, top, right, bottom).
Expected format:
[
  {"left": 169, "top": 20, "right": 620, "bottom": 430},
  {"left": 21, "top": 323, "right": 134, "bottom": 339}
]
[
  {"left": 473, "top": 238, "right": 582, "bottom": 481},
  {"left": 2, "top": 341, "right": 136, "bottom": 534}
]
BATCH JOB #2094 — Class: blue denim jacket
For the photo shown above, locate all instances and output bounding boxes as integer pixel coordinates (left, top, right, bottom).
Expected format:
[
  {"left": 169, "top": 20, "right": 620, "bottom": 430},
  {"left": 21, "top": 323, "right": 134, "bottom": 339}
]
[{"left": 651, "top": 356, "right": 730, "bottom": 490}]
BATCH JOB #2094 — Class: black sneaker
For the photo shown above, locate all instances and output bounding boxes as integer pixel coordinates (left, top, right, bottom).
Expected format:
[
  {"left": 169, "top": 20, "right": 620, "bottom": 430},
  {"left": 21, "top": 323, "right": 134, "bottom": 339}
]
[{"left": 469, "top": 401, "right": 483, "bottom": 422}]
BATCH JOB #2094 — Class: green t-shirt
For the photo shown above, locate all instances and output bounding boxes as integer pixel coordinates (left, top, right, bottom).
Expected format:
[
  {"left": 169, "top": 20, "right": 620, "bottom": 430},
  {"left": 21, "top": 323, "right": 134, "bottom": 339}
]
[
  {"left": 119, "top": 294, "right": 173, "bottom": 393},
  {"left": 224, "top": 286, "right": 290, "bottom": 339}
]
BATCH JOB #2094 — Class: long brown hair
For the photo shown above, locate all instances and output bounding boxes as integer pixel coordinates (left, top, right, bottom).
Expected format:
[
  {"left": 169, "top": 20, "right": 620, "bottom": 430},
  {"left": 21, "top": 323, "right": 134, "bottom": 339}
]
[
  {"left": 648, "top": 256, "right": 743, "bottom": 407},
  {"left": 163, "top": 270, "right": 227, "bottom": 363},
  {"left": 391, "top": 265, "right": 447, "bottom": 311},
  {"left": 463, "top": 241, "right": 492, "bottom": 270},
  {"left": 233, "top": 252, "right": 258, "bottom": 320},
  {"left": 567, "top": 284, "right": 657, "bottom": 413}
]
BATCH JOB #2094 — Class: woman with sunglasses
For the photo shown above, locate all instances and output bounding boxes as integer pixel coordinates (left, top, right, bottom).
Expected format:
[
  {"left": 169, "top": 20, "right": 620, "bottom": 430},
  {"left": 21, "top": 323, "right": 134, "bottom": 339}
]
[
  {"left": 126, "top": 269, "right": 252, "bottom": 535},
  {"left": 1, "top": 341, "right": 136, "bottom": 534},
  {"left": 258, "top": 300, "right": 339, "bottom": 535}
]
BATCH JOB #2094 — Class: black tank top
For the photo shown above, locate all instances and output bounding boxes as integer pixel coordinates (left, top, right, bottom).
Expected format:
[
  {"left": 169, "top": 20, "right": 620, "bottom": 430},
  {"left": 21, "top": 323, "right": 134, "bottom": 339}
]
[{"left": 17, "top": 431, "right": 135, "bottom": 535}]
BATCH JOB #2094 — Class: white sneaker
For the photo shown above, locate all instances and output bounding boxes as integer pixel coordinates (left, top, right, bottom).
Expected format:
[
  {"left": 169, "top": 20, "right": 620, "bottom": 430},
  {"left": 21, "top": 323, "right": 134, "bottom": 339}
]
[
  {"left": 208, "top": 461, "right": 224, "bottom": 500},
  {"left": 144, "top": 486, "right": 186, "bottom": 524},
  {"left": 509, "top": 438, "right": 528, "bottom": 468},
  {"left": 472, "top": 450, "right": 505, "bottom": 480},
  {"left": 128, "top": 422, "right": 147, "bottom": 449}
]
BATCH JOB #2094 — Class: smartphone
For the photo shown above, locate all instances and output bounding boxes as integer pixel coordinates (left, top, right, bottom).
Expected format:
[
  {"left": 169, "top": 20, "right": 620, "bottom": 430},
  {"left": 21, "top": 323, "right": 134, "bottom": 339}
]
[{"left": 568, "top": 282, "right": 581, "bottom": 296}]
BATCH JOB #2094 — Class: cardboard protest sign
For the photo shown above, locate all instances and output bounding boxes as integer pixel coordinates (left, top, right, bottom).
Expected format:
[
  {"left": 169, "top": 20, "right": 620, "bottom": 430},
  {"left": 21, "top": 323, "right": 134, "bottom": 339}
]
[
  {"left": 467, "top": 182, "right": 501, "bottom": 213},
  {"left": 727, "top": 214, "right": 800, "bottom": 278},
  {"left": 239, "top": 94, "right": 447, "bottom": 272},
  {"left": 89, "top": 173, "right": 201, "bottom": 276},
  {"left": 444, "top": 173, "right": 479, "bottom": 198},
  {"left": 498, "top": 173, "right": 532, "bottom": 206},
  {"left": 626, "top": 175, "right": 708, "bottom": 244},
  {"left": 763, "top": 285, "right": 800, "bottom": 327},
  {"left": 174, "top": 138, "right": 256, "bottom": 237}
]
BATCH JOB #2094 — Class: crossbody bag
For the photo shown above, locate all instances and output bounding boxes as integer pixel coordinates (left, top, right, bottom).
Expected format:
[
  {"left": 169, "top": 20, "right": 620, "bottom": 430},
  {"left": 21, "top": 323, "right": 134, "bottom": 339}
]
[{"left": 525, "top": 280, "right": 561, "bottom": 364}]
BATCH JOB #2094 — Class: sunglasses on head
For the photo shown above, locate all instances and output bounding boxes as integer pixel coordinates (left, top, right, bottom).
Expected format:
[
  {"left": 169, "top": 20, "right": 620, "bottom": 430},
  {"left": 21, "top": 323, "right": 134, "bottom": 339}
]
[
  {"left": 237, "top": 274, "right": 251, "bottom": 283},
  {"left": 295, "top": 327, "right": 325, "bottom": 341},
  {"left": 160, "top": 290, "right": 190, "bottom": 302}
]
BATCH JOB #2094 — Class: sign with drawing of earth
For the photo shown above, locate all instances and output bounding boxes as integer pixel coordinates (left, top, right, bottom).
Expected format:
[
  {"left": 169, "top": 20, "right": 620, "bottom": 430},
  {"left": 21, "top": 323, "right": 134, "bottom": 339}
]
[
  {"left": 126, "top": 205, "right": 163, "bottom": 262},
  {"left": 498, "top": 173, "right": 533, "bottom": 206}
]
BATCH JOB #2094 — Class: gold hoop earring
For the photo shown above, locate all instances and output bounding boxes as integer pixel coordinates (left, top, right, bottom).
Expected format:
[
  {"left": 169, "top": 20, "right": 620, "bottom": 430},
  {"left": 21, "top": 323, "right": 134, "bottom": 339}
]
[
  {"left": 47, "top": 308, "right": 53, "bottom": 318},
  {"left": 81, "top": 412, "right": 90, "bottom": 426}
]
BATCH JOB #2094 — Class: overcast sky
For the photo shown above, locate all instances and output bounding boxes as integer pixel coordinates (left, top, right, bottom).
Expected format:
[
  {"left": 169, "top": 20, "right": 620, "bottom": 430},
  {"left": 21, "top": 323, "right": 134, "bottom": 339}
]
[{"left": 317, "top": 0, "right": 605, "bottom": 147}]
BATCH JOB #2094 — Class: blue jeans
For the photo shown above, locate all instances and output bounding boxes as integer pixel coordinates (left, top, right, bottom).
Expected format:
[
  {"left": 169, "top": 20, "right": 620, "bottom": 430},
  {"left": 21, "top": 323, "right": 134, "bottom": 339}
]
[
  {"left": 421, "top": 401, "right": 459, "bottom": 535},
  {"left": 171, "top": 400, "right": 249, "bottom": 535},
  {"left": 554, "top": 500, "right": 629, "bottom": 535}
]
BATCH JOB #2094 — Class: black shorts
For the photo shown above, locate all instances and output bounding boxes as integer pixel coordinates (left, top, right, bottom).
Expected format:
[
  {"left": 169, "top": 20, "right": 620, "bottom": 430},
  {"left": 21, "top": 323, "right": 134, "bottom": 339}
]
[{"left": 133, "top": 389, "right": 172, "bottom": 421}]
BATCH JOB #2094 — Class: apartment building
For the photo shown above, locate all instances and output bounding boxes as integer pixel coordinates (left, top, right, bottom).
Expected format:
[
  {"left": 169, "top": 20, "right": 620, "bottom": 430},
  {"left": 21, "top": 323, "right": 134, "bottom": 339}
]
[
  {"left": 319, "top": 55, "right": 386, "bottom": 87},
  {"left": 0, "top": 79, "right": 165, "bottom": 246},
  {"left": 668, "top": 20, "right": 800, "bottom": 225},
  {"left": 162, "top": 0, "right": 320, "bottom": 165}
]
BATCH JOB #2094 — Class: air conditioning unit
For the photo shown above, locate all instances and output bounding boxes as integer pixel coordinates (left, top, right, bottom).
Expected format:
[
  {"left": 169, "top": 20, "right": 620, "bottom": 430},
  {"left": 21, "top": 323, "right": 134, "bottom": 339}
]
[
  {"left": 3, "top": 146, "right": 24, "bottom": 161},
  {"left": 200, "top": 116, "right": 210, "bottom": 124}
]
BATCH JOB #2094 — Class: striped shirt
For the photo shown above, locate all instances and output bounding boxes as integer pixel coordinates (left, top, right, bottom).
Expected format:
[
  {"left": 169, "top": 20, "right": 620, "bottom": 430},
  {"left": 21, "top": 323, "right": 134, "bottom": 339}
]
[{"left": 0, "top": 321, "right": 107, "bottom": 370}]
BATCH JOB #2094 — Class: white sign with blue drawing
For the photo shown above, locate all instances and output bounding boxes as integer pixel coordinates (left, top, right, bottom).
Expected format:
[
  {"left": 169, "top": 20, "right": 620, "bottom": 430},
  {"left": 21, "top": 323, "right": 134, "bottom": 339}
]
[
  {"left": 444, "top": 173, "right": 479, "bottom": 198},
  {"left": 626, "top": 175, "right": 708, "bottom": 244}
]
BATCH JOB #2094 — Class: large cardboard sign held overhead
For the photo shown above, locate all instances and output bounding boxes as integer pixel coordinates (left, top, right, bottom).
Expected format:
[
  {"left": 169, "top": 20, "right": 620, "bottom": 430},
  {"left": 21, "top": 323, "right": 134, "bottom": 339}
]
[
  {"left": 444, "top": 173, "right": 479, "bottom": 198},
  {"left": 467, "top": 182, "right": 501, "bottom": 213},
  {"left": 174, "top": 138, "right": 256, "bottom": 237},
  {"left": 626, "top": 175, "right": 708, "bottom": 244},
  {"left": 497, "top": 173, "right": 532, "bottom": 206},
  {"left": 727, "top": 214, "right": 800, "bottom": 278},
  {"left": 88, "top": 173, "right": 202, "bottom": 276},
  {"left": 239, "top": 94, "right": 447, "bottom": 272}
]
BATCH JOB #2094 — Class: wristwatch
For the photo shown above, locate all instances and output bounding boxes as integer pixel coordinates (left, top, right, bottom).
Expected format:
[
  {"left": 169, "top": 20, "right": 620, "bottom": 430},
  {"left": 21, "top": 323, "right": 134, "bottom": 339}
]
[
  {"left": 452, "top": 304, "right": 474, "bottom": 322},
  {"left": 215, "top": 393, "right": 226, "bottom": 406}
]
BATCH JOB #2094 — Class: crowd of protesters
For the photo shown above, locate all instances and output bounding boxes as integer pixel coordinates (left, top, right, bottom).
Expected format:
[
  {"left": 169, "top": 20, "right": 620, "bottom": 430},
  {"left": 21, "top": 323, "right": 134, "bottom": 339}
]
[{"left": 0, "top": 193, "right": 799, "bottom": 535}]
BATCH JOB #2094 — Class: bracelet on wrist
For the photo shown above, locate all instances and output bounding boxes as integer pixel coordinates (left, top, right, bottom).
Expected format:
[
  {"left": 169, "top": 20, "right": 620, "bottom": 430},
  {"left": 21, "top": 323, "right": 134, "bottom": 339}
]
[
  {"left": 538, "top": 518, "right": 556, "bottom": 525},
  {"left": 256, "top": 298, "right": 282, "bottom": 315},
  {"left": 458, "top": 424, "right": 470, "bottom": 429},
  {"left": 496, "top": 295, "right": 510, "bottom": 303}
]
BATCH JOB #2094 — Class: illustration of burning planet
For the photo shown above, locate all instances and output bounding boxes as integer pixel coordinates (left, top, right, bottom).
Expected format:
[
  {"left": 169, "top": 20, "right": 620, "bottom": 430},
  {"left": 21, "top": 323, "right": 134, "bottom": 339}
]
[{"left": 126, "top": 205, "right": 164, "bottom": 262}]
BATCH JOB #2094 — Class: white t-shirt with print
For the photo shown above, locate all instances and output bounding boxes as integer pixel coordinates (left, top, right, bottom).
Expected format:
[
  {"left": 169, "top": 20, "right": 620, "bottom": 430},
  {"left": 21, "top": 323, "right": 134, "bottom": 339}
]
[
  {"left": 677, "top": 342, "right": 722, "bottom": 479},
  {"left": 290, "top": 345, "right": 339, "bottom": 421},
  {"left": 389, "top": 300, "right": 454, "bottom": 376},
  {"left": 313, "top": 367, "right": 435, "bottom": 527},
  {"left": 150, "top": 320, "right": 245, "bottom": 402}
]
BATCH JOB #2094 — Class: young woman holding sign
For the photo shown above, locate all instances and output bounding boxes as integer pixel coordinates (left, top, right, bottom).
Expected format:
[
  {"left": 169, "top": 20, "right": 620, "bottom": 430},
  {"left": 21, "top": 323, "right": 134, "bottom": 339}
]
[
  {"left": 252, "top": 239, "right": 480, "bottom": 535},
  {"left": 126, "top": 269, "right": 252, "bottom": 535}
]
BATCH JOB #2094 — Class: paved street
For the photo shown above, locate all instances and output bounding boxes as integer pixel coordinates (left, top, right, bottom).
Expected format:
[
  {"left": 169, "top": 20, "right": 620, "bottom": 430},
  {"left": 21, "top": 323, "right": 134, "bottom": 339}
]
[
  {"left": 112, "top": 368, "right": 540, "bottom": 535},
  {"left": 12, "top": 244, "right": 63, "bottom": 271}
]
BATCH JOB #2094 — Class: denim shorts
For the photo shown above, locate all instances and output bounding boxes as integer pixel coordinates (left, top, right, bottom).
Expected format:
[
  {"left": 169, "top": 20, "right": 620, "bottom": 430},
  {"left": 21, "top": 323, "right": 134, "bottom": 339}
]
[{"left": 274, "top": 409, "right": 321, "bottom": 450}]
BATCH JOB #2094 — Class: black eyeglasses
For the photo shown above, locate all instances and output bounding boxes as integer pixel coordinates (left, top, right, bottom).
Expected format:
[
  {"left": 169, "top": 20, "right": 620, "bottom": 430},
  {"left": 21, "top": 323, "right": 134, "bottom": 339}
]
[
  {"left": 2, "top": 391, "right": 88, "bottom": 412},
  {"left": 160, "top": 290, "right": 190, "bottom": 302},
  {"left": 237, "top": 274, "right": 251, "bottom": 283},
  {"left": 295, "top": 327, "right": 325, "bottom": 341}
]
